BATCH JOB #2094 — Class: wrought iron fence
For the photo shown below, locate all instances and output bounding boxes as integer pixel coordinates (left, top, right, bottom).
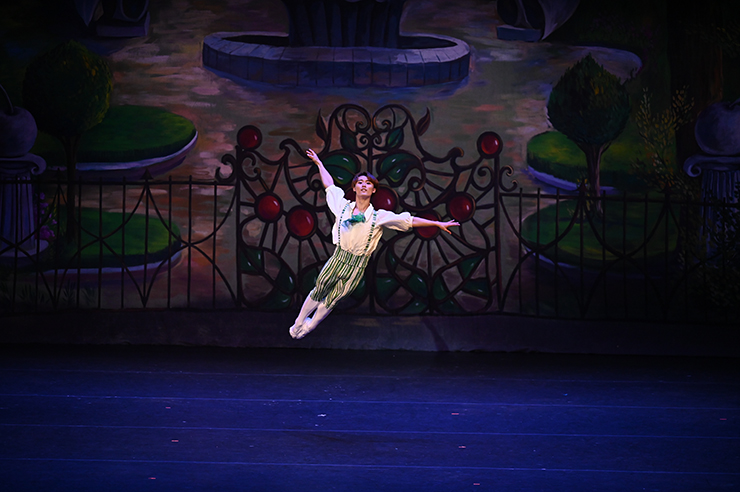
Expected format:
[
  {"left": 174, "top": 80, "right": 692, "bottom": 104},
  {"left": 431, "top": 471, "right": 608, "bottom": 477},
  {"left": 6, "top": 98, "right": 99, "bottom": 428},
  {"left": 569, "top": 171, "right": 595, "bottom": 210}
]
[
  {"left": 0, "top": 173, "right": 239, "bottom": 312},
  {"left": 1, "top": 104, "right": 738, "bottom": 324},
  {"left": 498, "top": 185, "right": 739, "bottom": 324}
]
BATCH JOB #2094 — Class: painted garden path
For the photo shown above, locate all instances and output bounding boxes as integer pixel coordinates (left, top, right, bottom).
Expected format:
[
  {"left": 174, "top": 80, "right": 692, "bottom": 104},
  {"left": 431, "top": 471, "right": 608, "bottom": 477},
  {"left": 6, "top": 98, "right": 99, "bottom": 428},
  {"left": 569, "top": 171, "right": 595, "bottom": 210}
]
[{"left": 106, "top": 0, "right": 641, "bottom": 187}]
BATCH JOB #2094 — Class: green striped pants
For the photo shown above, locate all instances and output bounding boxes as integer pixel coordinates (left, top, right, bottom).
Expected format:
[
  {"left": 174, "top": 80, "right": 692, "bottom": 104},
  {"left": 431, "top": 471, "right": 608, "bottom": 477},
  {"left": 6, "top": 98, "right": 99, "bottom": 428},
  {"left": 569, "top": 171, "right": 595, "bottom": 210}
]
[{"left": 309, "top": 247, "right": 370, "bottom": 309}]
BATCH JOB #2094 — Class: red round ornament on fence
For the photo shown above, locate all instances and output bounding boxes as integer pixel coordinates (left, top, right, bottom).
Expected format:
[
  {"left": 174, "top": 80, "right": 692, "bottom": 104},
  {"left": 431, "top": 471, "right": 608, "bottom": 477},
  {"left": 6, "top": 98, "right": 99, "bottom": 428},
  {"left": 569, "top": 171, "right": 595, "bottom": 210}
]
[
  {"left": 478, "top": 132, "right": 502, "bottom": 157},
  {"left": 447, "top": 193, "right": 475, "bottom": 222},
  {"left": 256, "top": 193, "right": 282, "bottom": 222},
  {"left": 287, "top": 207, "right": 316, "bottom": 238},
  {"left": 372, "top": 186, "right": 398, "bottom": 211},
  {"left": 237, "top": 125, "right": 262, "bottom": 150}
]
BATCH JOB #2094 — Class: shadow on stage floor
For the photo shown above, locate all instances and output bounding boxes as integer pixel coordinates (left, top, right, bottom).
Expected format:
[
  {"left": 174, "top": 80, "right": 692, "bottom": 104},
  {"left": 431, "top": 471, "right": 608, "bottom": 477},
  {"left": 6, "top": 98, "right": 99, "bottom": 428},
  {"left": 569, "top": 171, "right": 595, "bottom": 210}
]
[{"left": 0, "top": 344, "right": 738, "bottom": 491}]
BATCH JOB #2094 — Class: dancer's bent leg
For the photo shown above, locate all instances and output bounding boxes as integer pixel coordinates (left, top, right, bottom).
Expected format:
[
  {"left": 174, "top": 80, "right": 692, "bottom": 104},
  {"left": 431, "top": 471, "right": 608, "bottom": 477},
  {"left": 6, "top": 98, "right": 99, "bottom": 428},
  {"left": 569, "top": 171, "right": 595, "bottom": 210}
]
[{"left": 290, "top": 248, "right": 368, "bottom": 339}]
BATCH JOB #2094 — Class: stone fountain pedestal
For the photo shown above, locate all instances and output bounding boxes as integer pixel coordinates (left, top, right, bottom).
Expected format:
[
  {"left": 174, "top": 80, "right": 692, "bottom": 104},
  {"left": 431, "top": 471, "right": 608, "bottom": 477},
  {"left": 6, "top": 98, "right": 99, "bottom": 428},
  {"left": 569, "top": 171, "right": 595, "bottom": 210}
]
[
  {"left": 684, "top": 155, "right": 740, "bottom": 204},
  {"left": 683, "top": 153, "right": 740, "bottom": 237},
  {"left": 0, "top": 153, "right": 48, "bottom": 260}
]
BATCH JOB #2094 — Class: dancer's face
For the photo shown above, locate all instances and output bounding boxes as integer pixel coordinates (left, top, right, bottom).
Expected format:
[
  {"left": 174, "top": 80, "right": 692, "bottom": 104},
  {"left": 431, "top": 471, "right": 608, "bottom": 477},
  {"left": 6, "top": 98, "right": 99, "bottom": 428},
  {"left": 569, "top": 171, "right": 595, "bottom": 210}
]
[{"left": 354, "top": 176, "right": 375, "bottom": 198}]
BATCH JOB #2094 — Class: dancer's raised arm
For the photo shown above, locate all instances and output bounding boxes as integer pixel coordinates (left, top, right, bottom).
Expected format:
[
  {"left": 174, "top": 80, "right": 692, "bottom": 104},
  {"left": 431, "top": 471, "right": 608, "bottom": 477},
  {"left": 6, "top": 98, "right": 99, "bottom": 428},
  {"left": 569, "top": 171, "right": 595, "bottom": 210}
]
[{"left": 306, "top": 149, "right": 334, "bottom": 189}]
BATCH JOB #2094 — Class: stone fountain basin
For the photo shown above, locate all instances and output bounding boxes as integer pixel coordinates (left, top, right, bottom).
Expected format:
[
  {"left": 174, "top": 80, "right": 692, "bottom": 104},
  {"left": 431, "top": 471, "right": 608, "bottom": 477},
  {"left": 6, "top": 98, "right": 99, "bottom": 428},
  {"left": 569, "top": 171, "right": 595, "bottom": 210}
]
[{"left": 203, "top": 32, "right": 470, "bottom": 87}]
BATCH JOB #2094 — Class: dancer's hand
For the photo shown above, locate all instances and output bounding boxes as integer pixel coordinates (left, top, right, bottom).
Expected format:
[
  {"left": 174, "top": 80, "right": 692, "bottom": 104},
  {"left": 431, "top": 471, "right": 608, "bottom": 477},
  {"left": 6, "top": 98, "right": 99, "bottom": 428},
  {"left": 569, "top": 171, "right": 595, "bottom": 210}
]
[
  {"left": 438, "top": 220, "right": 460, "bottom": 235},
  {"left": 306, "top": 148, "right": 321, "bottom": 165}
]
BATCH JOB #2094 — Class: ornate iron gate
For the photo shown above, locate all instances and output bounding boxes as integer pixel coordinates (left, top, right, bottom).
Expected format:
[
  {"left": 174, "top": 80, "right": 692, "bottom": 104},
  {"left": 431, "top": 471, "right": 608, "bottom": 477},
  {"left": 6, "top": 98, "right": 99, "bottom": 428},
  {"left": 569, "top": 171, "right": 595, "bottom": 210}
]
[{"left": 219, "top": 103, "right": 508, "bottom": 314}]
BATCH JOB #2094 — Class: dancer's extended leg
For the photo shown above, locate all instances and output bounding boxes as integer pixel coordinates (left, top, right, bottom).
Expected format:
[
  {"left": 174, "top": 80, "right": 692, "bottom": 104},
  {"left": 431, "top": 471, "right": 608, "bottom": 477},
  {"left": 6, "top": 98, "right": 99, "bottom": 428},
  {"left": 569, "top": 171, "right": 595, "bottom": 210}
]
[
  {"left": 296, "top": 296, "right": 320, "bottom": 325},
  {"left": 294, "top": 302, "right": 332, "bottom": 339},
  {"left": 289, "top": 296, "right": 320, "bottom": 338}
]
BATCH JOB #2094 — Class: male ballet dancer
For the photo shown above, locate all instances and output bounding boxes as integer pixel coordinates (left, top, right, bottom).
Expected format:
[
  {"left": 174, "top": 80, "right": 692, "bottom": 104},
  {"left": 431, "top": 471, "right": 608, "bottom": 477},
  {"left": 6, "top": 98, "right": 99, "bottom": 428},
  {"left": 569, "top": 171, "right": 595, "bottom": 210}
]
[{"left": 290, "top": 149, "right": 459, "bottom": 339}]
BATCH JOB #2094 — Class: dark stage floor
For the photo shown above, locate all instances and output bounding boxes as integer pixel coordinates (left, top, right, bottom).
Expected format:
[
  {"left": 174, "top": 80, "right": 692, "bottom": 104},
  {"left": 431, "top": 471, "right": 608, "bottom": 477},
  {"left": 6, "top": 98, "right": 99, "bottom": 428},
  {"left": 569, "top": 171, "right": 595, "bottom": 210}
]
[{"left": 0, "top": 344, "right": 738, "bottom": 491}]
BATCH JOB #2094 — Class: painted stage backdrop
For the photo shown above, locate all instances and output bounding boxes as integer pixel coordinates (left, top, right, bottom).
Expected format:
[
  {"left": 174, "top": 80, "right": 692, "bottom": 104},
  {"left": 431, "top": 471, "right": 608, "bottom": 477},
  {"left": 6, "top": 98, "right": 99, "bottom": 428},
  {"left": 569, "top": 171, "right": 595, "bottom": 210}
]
[{"left": 0, "top": 0, "right": 738, "bottom": 324}]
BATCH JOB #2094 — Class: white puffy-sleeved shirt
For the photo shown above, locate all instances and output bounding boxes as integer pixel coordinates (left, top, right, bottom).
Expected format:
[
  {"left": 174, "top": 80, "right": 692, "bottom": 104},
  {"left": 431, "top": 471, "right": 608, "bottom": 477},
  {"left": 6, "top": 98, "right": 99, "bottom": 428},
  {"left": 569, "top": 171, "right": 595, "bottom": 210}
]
[{"left": 325, "top": 184, "right": 413, "bottom": 256}]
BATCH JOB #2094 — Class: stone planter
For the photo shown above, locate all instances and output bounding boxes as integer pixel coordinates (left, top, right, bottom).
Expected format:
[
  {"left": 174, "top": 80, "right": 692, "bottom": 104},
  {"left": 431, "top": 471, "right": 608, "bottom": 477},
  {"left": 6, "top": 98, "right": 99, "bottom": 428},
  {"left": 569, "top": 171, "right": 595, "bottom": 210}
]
[
  {"left": 684, "top": 99, "right": 740, "bottom": 234},
  {"left": 685, "top": 98, "right": 740, "bottom": 205},
  {"left": 203, "top": 32, "right": 469, "bottom": 87}
]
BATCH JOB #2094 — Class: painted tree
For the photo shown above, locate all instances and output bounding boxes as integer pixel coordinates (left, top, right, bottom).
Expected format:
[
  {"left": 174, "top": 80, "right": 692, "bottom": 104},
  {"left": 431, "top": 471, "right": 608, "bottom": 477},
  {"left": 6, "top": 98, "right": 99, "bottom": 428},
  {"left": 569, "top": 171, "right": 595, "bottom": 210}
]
[
  {"left": 546, "top": 54, "right": 630, "bottom": 211},
  {"left": 22, "top": 40, "right": 112, "bottom": 241}
]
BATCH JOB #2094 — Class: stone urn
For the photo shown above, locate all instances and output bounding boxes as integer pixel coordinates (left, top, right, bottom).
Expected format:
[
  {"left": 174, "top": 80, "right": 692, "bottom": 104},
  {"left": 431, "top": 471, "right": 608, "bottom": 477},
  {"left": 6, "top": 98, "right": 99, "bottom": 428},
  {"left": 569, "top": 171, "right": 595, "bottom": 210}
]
[
  {"left": 0, "top": 84, "right": 37, "bottom": 158},
  {"left": 497, "top": 0, "right": 581, "bottom": 42},
  {"left": 695, "top": 97, "right": 740, "bottom": 157},
  {"left": 73, "top": 0, "right": 150, "bottom": 37}
]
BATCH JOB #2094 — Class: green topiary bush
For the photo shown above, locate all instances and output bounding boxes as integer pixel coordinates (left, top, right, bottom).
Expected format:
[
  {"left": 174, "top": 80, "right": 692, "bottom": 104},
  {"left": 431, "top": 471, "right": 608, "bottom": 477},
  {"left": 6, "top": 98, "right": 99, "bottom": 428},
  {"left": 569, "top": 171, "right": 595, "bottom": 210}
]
[
  {"left": 547, "top": 54, "right": 631, "bottom": 207},
  {"left": 23, "top": 40, "right": 113, "bottom": 240}
]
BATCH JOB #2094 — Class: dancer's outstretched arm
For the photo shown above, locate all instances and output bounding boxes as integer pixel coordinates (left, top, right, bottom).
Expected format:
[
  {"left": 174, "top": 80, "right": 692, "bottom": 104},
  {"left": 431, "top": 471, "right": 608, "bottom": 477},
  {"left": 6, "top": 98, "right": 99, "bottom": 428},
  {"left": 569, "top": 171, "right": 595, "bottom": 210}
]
[
  {"left": 306, "top": 149, "right": 334, "bottom": 189},
  {"left": 411, "top": 217, "right": 460, "bottom": 234}
]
